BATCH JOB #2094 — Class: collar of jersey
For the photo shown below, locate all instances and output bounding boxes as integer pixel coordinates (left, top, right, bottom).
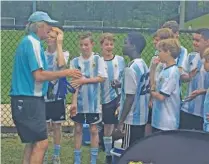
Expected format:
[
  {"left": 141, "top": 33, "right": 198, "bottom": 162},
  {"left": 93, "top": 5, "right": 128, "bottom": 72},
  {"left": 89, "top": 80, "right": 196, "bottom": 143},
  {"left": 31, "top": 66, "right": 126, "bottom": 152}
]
[
  {"left": 80, "top": 52, "right": 95, "bottom": 61},
  {"left": 30, "top": 32, "right": 41, "bottom": 41}
]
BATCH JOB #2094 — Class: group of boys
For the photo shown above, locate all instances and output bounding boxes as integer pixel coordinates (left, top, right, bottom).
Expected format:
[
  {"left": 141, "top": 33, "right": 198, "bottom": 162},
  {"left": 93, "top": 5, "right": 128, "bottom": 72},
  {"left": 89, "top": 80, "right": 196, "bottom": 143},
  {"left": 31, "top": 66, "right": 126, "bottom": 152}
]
[
  {"left": 68, "top": 21, "right": 209, "bottom": 164},
  {"left": 10, "top": 10, "right": 209, "bottom": 164}
]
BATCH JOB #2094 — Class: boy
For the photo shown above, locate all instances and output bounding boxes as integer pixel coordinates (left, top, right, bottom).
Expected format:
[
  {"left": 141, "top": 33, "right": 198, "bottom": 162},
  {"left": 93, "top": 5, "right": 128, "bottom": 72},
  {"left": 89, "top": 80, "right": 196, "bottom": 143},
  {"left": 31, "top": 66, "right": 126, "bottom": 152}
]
[
  {"left": 70, "top": 32, "right": 107, "bottom": 164},
  {"left": 180, "top": 28, "right": 209, "bottom": 130},
  {"left": 151, "top": 39, "right": 181, "bottom": 132},
  {"left": 147, "top": 28, "right": 174, "bottom": 135},
  {"left": 100, "top": 33, "right": 125, "bottom": 163},
  {"left": 44, "top": 27, "right": 70, "bottom": 164},
  {"left": 115, "top": 32, "right": 150, "bottom": 149},
  {"left": 186, "top": 48, "right": 209, "bottom": 132},
  {"left": 162, "top": 20, "right": 188, "bottom": 73}
]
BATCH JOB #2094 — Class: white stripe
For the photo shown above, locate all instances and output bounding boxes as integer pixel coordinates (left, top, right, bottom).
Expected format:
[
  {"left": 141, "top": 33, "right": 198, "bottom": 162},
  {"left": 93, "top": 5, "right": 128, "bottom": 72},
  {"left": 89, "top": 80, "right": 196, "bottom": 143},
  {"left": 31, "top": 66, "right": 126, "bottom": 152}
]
[{"left": 28, "top": 35, "right": 43, "bottom": 68}]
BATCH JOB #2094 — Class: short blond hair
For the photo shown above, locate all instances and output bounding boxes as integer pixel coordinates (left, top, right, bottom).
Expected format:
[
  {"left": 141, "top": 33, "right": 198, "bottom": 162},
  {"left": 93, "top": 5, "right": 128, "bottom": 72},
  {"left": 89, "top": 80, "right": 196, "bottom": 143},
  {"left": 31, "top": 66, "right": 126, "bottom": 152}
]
[
  {"left": 79, "top": 32, "right": 93, "bottom": 42},
  {"left": 100, "top": 33, "right": 115, "bottom": 44},
  {"left": 157, "top": 38, "right": 181, "bottom": 59},
  {"left": 155, "top": 28, "right": 174, "bottom": 40}
]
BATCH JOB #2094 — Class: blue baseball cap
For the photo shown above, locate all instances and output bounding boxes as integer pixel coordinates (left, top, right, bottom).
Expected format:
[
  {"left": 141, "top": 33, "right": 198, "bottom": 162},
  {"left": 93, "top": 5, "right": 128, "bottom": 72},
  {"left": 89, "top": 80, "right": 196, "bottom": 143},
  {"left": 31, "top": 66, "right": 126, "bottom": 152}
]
[{"left": 28, "top": 11, "right": 58, "bottom": 24}]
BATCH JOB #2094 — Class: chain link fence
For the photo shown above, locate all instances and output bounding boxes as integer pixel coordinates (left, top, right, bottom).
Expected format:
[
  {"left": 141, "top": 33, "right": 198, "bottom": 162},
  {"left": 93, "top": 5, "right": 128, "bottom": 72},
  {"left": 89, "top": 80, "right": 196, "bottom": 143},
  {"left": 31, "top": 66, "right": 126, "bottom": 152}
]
[{"left": 1, "top": 25, "right": 195, "bottom": 136}]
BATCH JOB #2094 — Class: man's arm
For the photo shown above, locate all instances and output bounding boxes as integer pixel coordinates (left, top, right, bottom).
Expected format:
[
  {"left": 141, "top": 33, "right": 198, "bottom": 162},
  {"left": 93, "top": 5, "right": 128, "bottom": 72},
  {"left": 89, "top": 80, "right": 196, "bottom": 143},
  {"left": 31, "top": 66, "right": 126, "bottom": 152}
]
[{"left": 33, "top": 69, "right": 81, "bottom": 82}]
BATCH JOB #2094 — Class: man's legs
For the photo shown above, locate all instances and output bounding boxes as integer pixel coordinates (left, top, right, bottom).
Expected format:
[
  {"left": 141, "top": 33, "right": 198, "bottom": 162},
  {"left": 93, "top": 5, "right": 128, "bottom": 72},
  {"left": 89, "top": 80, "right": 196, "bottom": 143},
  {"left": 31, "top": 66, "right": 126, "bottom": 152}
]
[{"left": 30, "top": 139, "right": 49, "bottom": 164}]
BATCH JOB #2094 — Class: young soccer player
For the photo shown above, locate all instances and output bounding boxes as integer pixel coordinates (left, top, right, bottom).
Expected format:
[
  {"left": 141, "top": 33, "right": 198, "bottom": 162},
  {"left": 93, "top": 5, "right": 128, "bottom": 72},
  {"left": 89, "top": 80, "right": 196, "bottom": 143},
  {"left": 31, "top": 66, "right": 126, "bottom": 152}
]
[
  {"left": 114, "top": 32, "right": 150, "bottom": 149},
  {"left": 44, "top": 27, "right": 70, "bottom": 164},
  {"left": 100, "top": 33, "right": 125, "bottom": 163},
  {"left": 70, "top": 32, "right": 107, "bottom": 164},
  {"left": 151, "top": 38, "right": 181, "bottom": 132},
  {"left": 180, "top": 28, "right": 209, "bottom": 130},
  {"left": 146, "top": 28, "right": 174, "bottom": 135},
  {"left": 162, "top": 21, "right": 188, "bottom": 73},
  {"left": 186, "top": 48, "right": 209, "bottom": 132}
]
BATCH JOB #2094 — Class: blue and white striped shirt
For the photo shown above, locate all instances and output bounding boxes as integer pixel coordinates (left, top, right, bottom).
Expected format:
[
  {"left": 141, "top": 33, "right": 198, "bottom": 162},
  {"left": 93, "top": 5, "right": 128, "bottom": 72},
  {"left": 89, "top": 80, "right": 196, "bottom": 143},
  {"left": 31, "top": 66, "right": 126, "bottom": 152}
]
[
  {"left": 203, "top": 88, "right": 209, "bottom": 132},
  {"left": 10, "top": 33, "right": 48, "bottom": 97},
  {"left": 181, "top": 52, "right": 209, "bottom": 117},
  {"left": 152, "top": 65, "right": 181, "bottom": 130},
  {"left": 70, "top": 53, "right": 107, "bottom": 113},
  {"left": 101, "top": 55, "right": 125, "bottom": 104},
  {"left": 119, "top": 59, "right": 150, "bottom": 125}
]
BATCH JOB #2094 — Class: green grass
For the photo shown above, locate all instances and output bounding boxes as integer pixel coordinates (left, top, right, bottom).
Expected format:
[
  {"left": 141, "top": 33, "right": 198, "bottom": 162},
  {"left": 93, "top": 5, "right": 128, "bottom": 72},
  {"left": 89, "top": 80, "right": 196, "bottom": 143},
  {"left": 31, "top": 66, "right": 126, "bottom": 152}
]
[
  {"left": 1, "top": 136, "right": 106, "bottom": 164},
  {"left": 1, "top": 30, "right": 193, "bottom": 103},
  {"left": 185, "top": 14, "right": 209, "bottom": 29}
]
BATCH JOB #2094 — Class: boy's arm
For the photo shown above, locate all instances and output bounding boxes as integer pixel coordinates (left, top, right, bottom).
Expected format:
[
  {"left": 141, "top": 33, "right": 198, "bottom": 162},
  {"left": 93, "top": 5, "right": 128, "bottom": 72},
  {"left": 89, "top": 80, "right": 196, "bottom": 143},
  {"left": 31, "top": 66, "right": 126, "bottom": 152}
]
[
  {"left": 70, "top": 89, "right": 78, "bottom": 117},
  {"left": 186, "top": 89, "right": 207, "bottom": 100},
  {"left": 152, "top": 70, "right": 178, "bottom": 102},
  {"left": 118, "top": 68, "right": 137, "bottom": 125},
  {"left": 151, "top": 91, "right": 166, "bottom": 101}
]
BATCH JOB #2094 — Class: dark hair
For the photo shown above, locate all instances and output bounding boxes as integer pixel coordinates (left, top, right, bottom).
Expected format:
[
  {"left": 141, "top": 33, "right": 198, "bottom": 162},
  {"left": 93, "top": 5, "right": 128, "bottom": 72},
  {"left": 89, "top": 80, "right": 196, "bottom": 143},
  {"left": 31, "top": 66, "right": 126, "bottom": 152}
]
[
  {"left": 196, "top": 28, "right": 209, "bottom": 40},
  {"left": 128, "top": 32, "right": 146, "bottom": 54}
]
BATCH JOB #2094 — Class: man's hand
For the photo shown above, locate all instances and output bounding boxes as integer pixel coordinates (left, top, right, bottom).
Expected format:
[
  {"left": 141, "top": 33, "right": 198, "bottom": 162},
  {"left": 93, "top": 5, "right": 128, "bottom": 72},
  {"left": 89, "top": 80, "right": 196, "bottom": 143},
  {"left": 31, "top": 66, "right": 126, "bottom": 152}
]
[
  {"left": 70, "top": 104, "right": 77, "bottom": 117},
  {"left": 148, "top": 99, "right": 153, "bottom": 109},
  {"left": 111, "top": 79, "right": 121, "bottom": 89},
  {"left": 65, "top": 69, "right": 82, "bottom": 79},
  {"left": 71, "top": 76, "right": 87, "bottom": 88}
]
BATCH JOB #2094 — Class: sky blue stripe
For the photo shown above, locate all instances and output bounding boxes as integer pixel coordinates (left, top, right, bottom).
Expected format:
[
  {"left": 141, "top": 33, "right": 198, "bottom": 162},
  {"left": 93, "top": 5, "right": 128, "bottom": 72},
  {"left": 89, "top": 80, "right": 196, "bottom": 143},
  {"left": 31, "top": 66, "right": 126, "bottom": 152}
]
[
  {"left": 107, "top": 61, "right": 116, "bottom": 101},
  {"left": 93, "top": 56, "right": 99, "bottom": 112}
]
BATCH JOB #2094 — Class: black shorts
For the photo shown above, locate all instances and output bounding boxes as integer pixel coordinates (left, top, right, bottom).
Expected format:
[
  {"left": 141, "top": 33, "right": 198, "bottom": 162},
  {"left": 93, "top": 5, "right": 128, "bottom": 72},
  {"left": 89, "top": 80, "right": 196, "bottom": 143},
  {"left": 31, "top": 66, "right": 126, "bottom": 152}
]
[
  {"left": 102, "top": 96, "right": 120, "bottom": 124},
  {"left": 45, "top": 99, "right": 66, "bottom": 122},
  {"left": 180, "top": 110, "right": 203, "bottom": 131},
  {"left": 122, "top": 123, "right": 145, "bottom": 149},
  {"left": 11, "top": 96, "right": 47, "bottom": 143},
  {"left": 71, "top": 113, "right": 102, "bottom": 124}
]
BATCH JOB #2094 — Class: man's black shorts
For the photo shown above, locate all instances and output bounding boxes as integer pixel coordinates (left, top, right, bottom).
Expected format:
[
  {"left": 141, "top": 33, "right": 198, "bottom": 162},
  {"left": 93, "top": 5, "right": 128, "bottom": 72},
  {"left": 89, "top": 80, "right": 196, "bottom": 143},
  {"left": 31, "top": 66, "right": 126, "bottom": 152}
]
[
  {"left": 102, "top": 96, "right": 120, "bottom": 124},
  {"left": 71, "top": 113, "right": 102, "bottom": 124},
  {"left": 11, "top": 96, "right": 47, "bottom": 143},
  {"left": 45, "top": 99, "right": 66, "bottom": 123}
]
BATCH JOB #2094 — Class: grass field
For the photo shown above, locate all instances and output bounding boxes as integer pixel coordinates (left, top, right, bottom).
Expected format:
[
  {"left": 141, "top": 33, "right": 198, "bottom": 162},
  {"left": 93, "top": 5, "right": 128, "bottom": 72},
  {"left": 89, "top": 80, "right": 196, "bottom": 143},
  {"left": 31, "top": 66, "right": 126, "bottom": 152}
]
[
  {"left": 185, "top": 14, "right": 209, "bottom": 29},
  {"left": 1, "top": 136, "right": 106, "bottom": 164},
  {"left": 1, "top": 30, "right": 193, "bottom": 104}
]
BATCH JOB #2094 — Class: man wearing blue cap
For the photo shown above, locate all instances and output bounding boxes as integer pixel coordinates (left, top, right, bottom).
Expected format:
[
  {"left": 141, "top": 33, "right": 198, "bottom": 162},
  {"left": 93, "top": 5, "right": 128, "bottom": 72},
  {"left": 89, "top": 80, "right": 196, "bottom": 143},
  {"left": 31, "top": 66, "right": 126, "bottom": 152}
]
[{"left": 10, "top": 11, "right": 81, "bottom": 164}]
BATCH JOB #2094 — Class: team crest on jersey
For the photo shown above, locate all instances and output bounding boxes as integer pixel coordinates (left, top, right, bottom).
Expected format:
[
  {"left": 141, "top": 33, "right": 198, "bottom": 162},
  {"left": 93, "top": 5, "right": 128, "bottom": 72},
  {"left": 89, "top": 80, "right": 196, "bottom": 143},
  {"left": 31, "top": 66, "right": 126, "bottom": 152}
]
[
  {"left": 159, "top": 77, "right": 164, "bottom": 84},
  {"left": 115, "top": 64, "right": 118, "bottom": 68},
  {"left": 92, "top": 62, "right": 96, "bottom": 68}
]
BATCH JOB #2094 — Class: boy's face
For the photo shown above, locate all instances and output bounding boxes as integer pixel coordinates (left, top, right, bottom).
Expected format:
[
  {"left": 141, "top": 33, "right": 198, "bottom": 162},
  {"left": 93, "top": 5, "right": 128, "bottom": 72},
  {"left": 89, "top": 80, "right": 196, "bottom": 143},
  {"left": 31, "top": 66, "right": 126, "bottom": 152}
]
[
  {"left": 153, "top": 36, "right": 160, "bottom": 48},
  {"left": 46, "top": 30, "right": 57, "bottom": 46},
  {"left": 122, "top": 37, "right": 135, "bottom": 57},
  {"left": 101, "top": 39, "right": 114, "bottom": 56},
  {"left": 80, "top": 38, "right": 93, "bottom": 56},
  {"left": 193, "top": 33, "right": 203, "bottom": 53},
  {"left": 158, "top": 48, "right": 168, "bottom": 63},
  {"left": 204, "top": 56, "right": 209, "bottom": 72}
]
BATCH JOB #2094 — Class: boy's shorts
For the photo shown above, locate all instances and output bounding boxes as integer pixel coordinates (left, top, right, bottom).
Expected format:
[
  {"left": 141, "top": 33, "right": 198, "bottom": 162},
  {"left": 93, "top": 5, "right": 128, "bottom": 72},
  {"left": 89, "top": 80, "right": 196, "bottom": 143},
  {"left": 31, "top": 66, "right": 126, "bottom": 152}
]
[
  {"left": 11, "top": 96, "right": 47, "bottom": 143},
  {"left": 45, "top": 99, "right": 66, "bottom": 123},
  {"left": 180, "top": 110, "right": 203, "bottom": 131},
  {"left": 122, "top": 123, "right": 145, "bottom": 149},
  {"left": 71, "top": 113, "right": 102, "bottom": 124},
  {"left": 102, "top": 96, "right": 120, "bottom": 124}
]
